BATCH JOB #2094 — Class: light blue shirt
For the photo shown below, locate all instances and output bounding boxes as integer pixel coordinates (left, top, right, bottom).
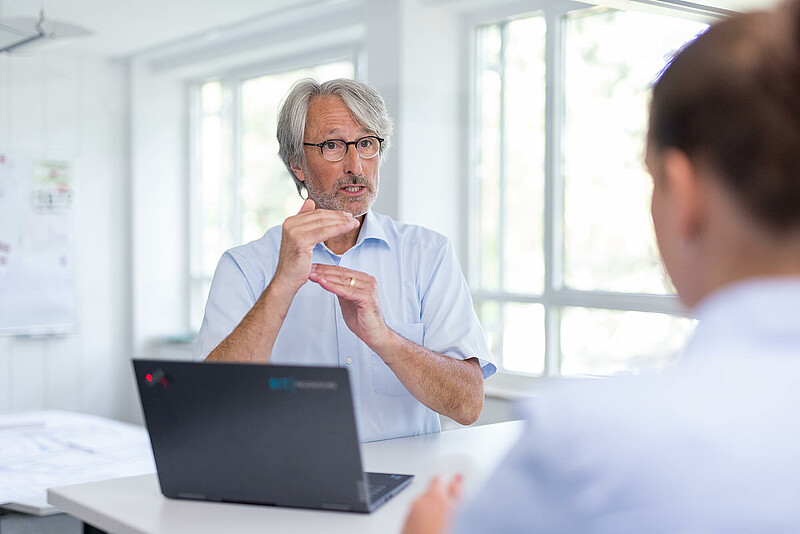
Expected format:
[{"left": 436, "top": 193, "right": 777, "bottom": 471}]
[
  {"left": 194, "top": 210, "right": 496, "bottom": 443},
  {"left": 453, "top": 278, "right": 800, "bottom": 533}
]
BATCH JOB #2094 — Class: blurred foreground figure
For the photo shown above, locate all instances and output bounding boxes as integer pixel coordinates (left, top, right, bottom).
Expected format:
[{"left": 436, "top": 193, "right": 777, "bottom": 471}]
[{"left": 404, "top": 1, "right": 800, "bottom": 532}]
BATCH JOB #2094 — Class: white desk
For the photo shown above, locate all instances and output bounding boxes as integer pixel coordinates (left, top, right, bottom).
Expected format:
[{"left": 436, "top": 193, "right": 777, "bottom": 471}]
[
  {"left": 48, "top": 420, "right": 523, "bottom": 534},
  {"left": 0, "top": 410, "right": 155, "bottom": 515}
]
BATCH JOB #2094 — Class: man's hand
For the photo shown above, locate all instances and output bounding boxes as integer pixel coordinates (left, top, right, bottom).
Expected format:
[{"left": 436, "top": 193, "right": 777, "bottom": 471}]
[
  {"left": 309, "top": 262, "right": 484, "bottom": 425},
  {"left": 402, "top": 475, "right": 463, "bottom": 534},
  {"left": 307, "top": 263, "right": 391, "bottom": 349},
  {"left": 273, "top": 200, "right": 360, "bottom": 295},
  {"left": 204, "top": 200, "right": 358, "bottom": 363}
]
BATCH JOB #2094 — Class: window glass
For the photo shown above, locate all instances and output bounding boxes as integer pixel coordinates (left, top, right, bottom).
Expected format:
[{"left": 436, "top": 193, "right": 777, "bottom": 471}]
[
  {"left": 476, "top": 25, "right": 502, "bottom": 291},
  {"left": 563, "top": 9, "right": 706, "bottom": 293},
  {"left": 472, "top": 8, "right": 706, "bottom": 377},
  {"left": 504, "top": 17, "right": 546, "bottom": 295},
  {"left": 560, "top": 307, "right": 695, "bottom": 376},
  {"left": 199, "top": 81, "right": 230, "bottom": 278},
  {"left": 503, "top": 303, "right": 545, "bottom": 375},
  {"left": 478, "top": 300, "right": 501, "bottom": 364}
]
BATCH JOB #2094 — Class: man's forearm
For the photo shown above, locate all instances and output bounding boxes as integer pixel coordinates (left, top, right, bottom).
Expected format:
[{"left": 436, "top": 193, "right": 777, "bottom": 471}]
[
  {"left": 373, "top": 331, "right": 485, "bottom": 425},
  {"left": 306, "top": 262, "right": 485, "bottom": 423},
  {"left": 204, "top": 281, "right": 296, "bottom": 363}
]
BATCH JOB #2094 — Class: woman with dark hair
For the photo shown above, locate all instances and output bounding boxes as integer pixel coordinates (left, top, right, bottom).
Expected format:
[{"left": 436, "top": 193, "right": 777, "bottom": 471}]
[{"left": 404, "top": 1, "right": 800, "bottom": 532}]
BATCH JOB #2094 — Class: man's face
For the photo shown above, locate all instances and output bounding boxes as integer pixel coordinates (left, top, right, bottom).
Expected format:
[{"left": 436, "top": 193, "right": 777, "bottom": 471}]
[{"left": 292, "top": 95, "right": 380, "bottom": 217}]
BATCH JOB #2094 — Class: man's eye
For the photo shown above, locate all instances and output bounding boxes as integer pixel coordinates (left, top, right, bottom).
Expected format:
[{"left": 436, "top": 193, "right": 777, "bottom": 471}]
[
  {"left": 359, "top": 139, "right": 373, "bottom": 148},
  {"left": 324, "top": 141, "right": 339, "bottom": 150}
]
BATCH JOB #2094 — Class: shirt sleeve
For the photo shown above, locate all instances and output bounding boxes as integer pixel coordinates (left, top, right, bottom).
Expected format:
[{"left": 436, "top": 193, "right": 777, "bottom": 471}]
[
  {"left": 419, "top": 238, "right": 496, "bottom": 379},
  {"left": 192, "top": 251, "right": 262, "bottom": 361}
]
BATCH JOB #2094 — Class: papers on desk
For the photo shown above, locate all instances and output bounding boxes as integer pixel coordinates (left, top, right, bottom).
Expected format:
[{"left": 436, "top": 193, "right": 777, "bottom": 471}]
[{"left": 0, "top": 410, "right": 156, "bottom": 511}]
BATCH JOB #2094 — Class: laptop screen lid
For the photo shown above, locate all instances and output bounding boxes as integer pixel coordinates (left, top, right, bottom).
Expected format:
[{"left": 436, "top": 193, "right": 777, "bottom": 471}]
[{"left": 133, "top": 359, "right": 411, "bottom": 512}]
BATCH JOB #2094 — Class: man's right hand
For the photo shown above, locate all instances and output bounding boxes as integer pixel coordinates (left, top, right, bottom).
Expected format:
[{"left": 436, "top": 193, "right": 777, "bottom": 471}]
[
  {"left": 205, "top": 199, "right": 356, "bottom": 363},
  {"left": 271, "top": 199, "right": 360, "bottom": 294}
]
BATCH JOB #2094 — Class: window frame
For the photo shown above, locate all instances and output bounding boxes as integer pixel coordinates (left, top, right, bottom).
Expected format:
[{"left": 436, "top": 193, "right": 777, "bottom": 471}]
[{"left": 465, "top": 1, "right": 714, "bottom": 388}]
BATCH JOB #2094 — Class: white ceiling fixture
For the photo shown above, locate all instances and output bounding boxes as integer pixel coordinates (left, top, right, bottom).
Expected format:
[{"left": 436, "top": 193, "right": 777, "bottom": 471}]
[
  {"left": 0, "top": 6, "right": 93, "bottom": 54},
  {"left": 0, "top": 1, "right": 325, "bottom": 59}
]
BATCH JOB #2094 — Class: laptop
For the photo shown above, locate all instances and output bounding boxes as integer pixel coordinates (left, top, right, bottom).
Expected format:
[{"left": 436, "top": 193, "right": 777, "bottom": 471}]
[{"left": 132, "top": 359, "right": 413, "bottom": 513}]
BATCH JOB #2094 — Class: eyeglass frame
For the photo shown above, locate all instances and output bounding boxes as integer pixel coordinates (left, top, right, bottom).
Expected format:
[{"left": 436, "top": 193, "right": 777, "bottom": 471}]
[{"left": 302, "top": 135, "right": 385, "bottom": 162}]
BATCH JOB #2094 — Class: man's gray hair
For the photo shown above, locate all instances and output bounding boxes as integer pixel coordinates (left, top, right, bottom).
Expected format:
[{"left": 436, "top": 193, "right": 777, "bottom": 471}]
[{"left": 277, "top": 78, "right": 393, "bottom": 195}]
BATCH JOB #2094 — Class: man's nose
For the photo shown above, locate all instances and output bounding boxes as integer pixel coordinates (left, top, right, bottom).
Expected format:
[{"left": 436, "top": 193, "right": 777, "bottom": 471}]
[{"left": 342, "top": 144, "right": 363, "bottom": 175}]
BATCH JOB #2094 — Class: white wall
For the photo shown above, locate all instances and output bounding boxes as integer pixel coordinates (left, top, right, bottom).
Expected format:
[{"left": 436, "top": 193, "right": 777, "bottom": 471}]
[
  {"left": 398, "top": 1, "right": 465, "bottom": 258},
  {"left": 125, "top": 59, "right": 190, "bottom": 424},
  {"left": 0, "top": 53, "right": 130, "bottom": 419},
  {"left": 367, "top": 0, "right": 466, "bottom": 258}
]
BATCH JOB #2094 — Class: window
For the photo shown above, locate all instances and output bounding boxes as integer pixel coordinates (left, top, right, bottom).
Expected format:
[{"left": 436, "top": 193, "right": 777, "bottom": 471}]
[
  {"left": 472, "top": 6, "right": 707, "bottom": 378},
  {"left": 190, "top": 60, "right": 355, "bottom": 330}
]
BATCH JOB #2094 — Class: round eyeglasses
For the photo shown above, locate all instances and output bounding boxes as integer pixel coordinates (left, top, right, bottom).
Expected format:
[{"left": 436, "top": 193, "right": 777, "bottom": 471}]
[{"left": 303, "top": 136, "right": 384, "bottom": 162}]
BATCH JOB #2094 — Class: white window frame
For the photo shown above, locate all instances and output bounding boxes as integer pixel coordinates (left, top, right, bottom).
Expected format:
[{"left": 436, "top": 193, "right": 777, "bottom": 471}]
[{"left": 464, "top": 0, "right": 720, "bottom": 390}]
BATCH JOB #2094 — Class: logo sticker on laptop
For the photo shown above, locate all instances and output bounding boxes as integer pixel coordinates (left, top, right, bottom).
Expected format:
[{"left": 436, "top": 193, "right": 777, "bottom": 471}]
[
  {"left": 268, "top": 376, "right": 338, "bottom": 393},
  {"left": 145, "top": 369, "right": 170, "bottom": 388},
  {"left": 268, "top": 377, "right": 296, "bottom": 393}
]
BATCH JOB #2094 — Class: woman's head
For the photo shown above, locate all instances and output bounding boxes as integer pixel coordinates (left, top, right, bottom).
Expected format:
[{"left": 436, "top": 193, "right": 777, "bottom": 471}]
[
  {"left": 646, "top": 1, "right": 800, "bottom": 306},
  {"left": 648, "top": 1, "right": 800, "bottom": 232}
]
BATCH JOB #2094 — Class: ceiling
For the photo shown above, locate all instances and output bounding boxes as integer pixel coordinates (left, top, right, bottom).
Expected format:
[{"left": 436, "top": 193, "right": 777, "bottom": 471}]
[
  {"left": 0, "top": 0, "right": 783, "bottom": 59},
  {"left": 0, "top": 0, "right": 312, "bottom": 58}
]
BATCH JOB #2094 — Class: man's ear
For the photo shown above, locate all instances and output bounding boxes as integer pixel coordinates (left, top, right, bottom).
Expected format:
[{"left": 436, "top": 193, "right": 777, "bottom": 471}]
[
  {"left": 290, "top": 160, "right": 307, "bottom": 183},
  {"left": 661, "top": 148, "right": 707, "bottom": 243}
]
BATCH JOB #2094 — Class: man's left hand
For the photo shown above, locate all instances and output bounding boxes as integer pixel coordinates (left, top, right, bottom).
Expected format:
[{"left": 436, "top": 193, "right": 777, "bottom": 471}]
[
  {"left": 309, "top": 264, "right": 484, "bottom": 426},
  {"left": 308, "top": 263, "right": 391, "bottom": 349}
]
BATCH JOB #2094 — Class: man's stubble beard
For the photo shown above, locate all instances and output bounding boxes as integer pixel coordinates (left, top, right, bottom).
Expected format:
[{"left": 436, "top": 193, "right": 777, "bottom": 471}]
[{"left": 302, "top": 165, "right": 379, "bottom": 217}]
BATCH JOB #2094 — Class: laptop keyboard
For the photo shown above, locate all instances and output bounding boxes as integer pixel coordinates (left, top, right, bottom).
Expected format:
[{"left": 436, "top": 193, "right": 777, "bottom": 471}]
[
  {"left": 365, "top": 471, "right": 413, "bottom": 505},
  {"left": 367, "top": 483, "right": 388, "bottom": 500}
]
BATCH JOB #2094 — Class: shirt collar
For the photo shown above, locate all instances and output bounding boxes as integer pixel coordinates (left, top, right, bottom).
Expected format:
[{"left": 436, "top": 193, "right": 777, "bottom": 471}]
[
  {"left": 355, "top": 210, "right": 391, "bottom": 250},
  {"left": 316, "top": 209, "right": 391, "bottom": 258},
  {"left": 681, "top": 276, "right": 800, "bottom": 361}
]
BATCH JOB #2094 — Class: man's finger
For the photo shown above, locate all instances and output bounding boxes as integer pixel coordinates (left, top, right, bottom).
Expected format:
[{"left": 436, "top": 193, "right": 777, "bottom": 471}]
[
  {"left": 310, "top": 264, "right": 364, "bottom": 280},
  {"left": 290, "top": 208, "right": 355, "bottom": 228},
  {"left": 309, "top": 267, "right": 370, "bottom": 295},
  {"left": 288, "top": 212, "right": 359, "bottom": 244},
  {"left": 297, "top": 198, "right": 315, "bottom": 214},
  {"left": 297, "top": 218, "right": 359, "bottom": 244},
  {"left": 308, "top": 273, "right": 355, "bottom": 299}
]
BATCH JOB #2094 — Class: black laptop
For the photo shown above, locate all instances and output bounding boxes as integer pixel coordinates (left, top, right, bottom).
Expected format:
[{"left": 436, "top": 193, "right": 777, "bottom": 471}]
[{"left": 132, "top": 359, "right": 413, "bottom": 513}]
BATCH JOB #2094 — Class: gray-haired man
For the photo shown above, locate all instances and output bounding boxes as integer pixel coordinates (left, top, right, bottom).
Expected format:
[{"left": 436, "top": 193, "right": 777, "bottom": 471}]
[{"left": 194, "top": 78, "right": 495, "bottom": 442}]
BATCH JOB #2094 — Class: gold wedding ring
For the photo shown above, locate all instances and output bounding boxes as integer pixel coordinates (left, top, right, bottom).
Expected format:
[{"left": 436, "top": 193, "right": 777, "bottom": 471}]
[{"left": 349, "top": 277, "right": 356, "bottom": 287}]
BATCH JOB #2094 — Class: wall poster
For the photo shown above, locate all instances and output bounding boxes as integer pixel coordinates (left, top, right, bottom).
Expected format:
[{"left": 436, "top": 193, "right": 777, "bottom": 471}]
[{"left": 0, "top": 152, "right": 75, "bottom": 335}]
